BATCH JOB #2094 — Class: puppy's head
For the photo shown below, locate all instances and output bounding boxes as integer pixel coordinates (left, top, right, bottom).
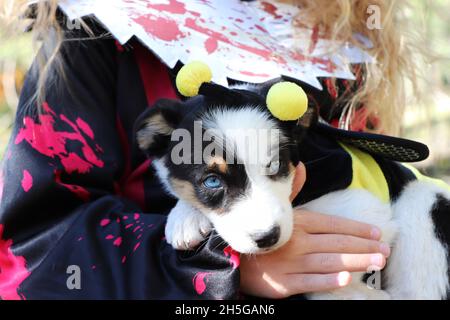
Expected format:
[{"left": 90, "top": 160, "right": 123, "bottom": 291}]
[{"left": 136, "top": 84, "right": 309, "bottom": 254}]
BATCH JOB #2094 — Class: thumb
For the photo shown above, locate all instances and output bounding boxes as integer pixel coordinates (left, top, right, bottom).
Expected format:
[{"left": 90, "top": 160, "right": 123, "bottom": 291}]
[{"left": 289, "top": 162, "right": 306, "bottom": 202}]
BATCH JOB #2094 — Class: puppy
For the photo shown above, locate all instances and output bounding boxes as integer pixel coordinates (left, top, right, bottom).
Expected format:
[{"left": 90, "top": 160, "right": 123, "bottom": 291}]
[
  {"left": 136, "top": 82, "right": 450, "bottom": 299},
  {"left": 135, "top": 84, "right": 300, "bottom": 254}
]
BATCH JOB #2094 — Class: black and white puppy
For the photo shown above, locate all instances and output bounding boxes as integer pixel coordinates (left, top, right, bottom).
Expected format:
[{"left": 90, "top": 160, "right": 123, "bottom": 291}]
[
  {"left": 136, "top": 83, "right": 450, "bottom": 299},
  {"left": 136, "top": 83, "right": 301, "bottom": 254}
]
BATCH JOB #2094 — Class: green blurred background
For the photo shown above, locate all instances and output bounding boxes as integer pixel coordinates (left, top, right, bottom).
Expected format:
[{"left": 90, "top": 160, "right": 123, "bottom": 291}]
[{"left": 0, "top": 0, "right": 449, "bottom": 183}]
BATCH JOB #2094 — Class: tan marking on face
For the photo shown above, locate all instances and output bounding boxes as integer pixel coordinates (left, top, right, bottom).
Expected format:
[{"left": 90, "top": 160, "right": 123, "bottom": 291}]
[{"left": 206, "top": 156, "right": 228, "bottom": 174}]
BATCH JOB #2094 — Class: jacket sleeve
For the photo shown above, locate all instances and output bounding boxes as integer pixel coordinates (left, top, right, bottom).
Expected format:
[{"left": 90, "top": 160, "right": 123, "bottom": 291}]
[{"left": 0, "top": 28, "right": 239, "bottom": 300}]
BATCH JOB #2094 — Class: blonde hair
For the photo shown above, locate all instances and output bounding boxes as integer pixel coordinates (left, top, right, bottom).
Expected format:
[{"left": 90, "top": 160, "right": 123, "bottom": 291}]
[
  {"left": 286, "top": 0, "right": 427, "bottom": 134},
  {"left": 6, "top": 0, "right": 426, "bottom": 134}
]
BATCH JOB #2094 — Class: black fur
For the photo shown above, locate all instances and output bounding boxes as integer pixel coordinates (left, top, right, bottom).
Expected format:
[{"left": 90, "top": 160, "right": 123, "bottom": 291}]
[{"left": 431, "top": 194, "right": 450, "bottom": 299}]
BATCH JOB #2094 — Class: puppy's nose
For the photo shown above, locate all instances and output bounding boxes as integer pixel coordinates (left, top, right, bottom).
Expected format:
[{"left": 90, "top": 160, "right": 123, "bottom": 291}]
[{"left": 252, "top": 225, "right": 281, "bottom": 248}]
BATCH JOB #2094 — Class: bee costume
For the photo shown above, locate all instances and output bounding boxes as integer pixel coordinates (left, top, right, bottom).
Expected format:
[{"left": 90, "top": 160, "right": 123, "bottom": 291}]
[{"left": 0, "top": 3, "right": 448, "bottom": 300}]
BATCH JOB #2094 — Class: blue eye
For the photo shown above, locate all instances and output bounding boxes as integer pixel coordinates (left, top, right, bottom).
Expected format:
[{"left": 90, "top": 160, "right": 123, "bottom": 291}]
[{"left": 203, "top": 175, "right": 223, "bottom": 189}]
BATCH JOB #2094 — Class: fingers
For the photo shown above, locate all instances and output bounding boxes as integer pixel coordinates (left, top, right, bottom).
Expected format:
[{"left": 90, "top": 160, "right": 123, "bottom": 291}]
[
  {"left": 294, "top": 210, "right": 381, "bottom": 240},
  {"left": 289, "top": 162, "right": 306, "bottom": 202},
  {"left": 286, "top": 272, "right": 351, "bottom": 295},
  {"left": 294, "top": 253, "right": 386, "bottom": 274},
  {"left": 302, "top": 234, "right": 391, "bottom": 256}
]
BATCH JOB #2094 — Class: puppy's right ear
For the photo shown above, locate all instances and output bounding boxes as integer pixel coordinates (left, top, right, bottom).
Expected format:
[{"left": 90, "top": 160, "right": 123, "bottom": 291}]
[{"left": 135, "top": 99, "right": 184, "bottom": 157}]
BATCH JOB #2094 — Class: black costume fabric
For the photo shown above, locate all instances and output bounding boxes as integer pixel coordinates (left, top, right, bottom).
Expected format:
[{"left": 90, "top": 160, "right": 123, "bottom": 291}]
[{"left": 0, "top": 23, "right": 436, "bottom": 300}]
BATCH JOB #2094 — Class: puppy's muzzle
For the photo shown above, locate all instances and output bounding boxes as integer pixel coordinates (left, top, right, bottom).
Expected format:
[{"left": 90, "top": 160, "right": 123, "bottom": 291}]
[{"left": 251, "top": 225, "right": 281, "bottom": 249}]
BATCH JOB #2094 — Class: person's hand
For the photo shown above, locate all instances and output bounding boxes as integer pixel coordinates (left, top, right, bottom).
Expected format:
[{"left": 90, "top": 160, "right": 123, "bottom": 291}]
[{"left": 239, "top": 163, "right": 391, "bottom": 299}]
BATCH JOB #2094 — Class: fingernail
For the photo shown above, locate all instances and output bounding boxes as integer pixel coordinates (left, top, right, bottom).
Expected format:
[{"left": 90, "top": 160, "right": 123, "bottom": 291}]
[
  {"left": 337, "top": 272, "right": 351, "bottom": 287},
  {"left": 380, "top": 243, "right": 391, "bottom": 257},
  {"left": 370, "top": 227, "right": 381, "bottom": 240},
  {"left": 370, "top": 254, "right": 384, "bottom": 267}
]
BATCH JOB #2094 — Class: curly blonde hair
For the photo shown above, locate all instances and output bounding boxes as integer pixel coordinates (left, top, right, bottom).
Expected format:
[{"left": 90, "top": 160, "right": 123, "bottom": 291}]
[{"left": 5, "top": 0, "right": 426, "bottom": 134}]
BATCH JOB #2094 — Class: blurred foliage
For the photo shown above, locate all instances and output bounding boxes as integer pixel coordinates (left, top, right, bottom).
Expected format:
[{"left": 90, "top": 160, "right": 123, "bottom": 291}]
[
  {"left": 0, "top": 1, "right": 449, "bottom": 182},
  {"left": 402, "top": 0, "right": 450, "bottom": 183},
  {"left": 0, "top": 27, "right": 35, "bottom": 158}
]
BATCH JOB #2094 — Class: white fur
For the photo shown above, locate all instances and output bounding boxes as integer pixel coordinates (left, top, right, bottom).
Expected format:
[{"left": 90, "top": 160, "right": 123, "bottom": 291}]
[
  {"left": 301, "top": 181, "right": 449, "bottom": 300},
  {"left": 165, "top": 200, "right": 212, "bottom": 250},
  {"left": 384, "top": 180, "right": 449, "bottom": 299},
  {"left": 152, "top": 157, "right": 175, "bottom": 196}
]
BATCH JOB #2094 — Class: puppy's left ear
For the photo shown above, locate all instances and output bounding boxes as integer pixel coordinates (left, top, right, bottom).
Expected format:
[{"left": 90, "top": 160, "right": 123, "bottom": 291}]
[{"left": 135, "top": 99, "right": 185, "bottom": 157}]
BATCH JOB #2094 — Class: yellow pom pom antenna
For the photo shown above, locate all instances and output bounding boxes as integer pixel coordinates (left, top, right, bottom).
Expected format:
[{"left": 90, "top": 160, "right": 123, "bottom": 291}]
[
  {"left": 266, "top": 82, "right": 308, "bottom": 121},
  {"left": 176, "top": 61, "right": 213, "bottom": 97}
]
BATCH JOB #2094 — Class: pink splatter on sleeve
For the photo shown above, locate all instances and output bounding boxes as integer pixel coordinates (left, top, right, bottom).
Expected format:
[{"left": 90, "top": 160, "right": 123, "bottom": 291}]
[
  {"left": 100, "top": 219, "right": 111, "bottom": 227},
  {"left": 0, "top": 224, "right": 30, "bottom": 300},
  {"left": 113, "top": 237, "right": 123, "bottom": 247},
  {"left": 15, "top": 103, "right": 104, "bottom": 175},
  {"left": 192, "top": 272, "right": 211, "bottom": 295},
  {"left": 223, "top": 246, "right": 240, "bottom": 269},
  {"left": 21, "top": 170, "right": 33, "bottom": 193},
  {"left": 133, "top": 242, "right": 141, "bottom": 252},
  {"left": 76, "top": 118, "right": 94, "bottom": 139}
]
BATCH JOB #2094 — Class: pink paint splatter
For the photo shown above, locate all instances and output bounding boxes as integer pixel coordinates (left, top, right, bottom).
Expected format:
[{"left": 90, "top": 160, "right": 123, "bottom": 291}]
[
  {"left": 76, "top": 118, "right": 94, "bottom": 139},
  {"left": 21, "top": 170, "right": 33, "bottom": 193},
  {"left": 261, "top": 1, "right": 282, "bottom": 19},
  {"left": 133, "top": 226, "right": 141, "bottom": 233},
  {"left": 77, "top": 236, "right": 83, "bottom": 242},
  {"left": 125, "top": 223, "right": 134, "bottom": 229},
  {"left": 184, "top": 18, "right": 283, "bottom": 64},
  {"left": 146, "top": 0, "right": 186, "bottom": 14},
  {"left": 60, "top": 152, "right": 92, "bottom": 174},
  {"left": 113, "top": 237, "right": 122, "bottom": 247},
  {"left": 193, "top": 272, "right": 211, "bottom": 295},
  {"left": 0, "top": 224, "right": 30, "bottom": 300},
  {"left": 15, "top": 102, "right": 104, "bottom": 175},
  {"left": 134, "top": 213, "right": 140, "bottom": 220},
  {"left": 133, "top": 242, "right": 141, "bottom": 252},
  {"left": 134, "top": 15, "right": 185, "bottom": 42},
  {"left": 204, "top": 37, "right": 218, "bottom": 54},
  {"left": 100, "top": 219, "right": 111, "bottom": 227},
  {"left": 239, "top": 70, "right": 270, "bottom": 78},
  {"left": 223, "top": 246, "right": 240, "bottom": 269},
  {"left": 308, "top": 25, "right": 320, "bottom": 54},
  {"left": 255, "top": 24, "right": 268, "bottom": 34},
  {"left": 105, "top": 234, "right": 114, "bottom": 240},
  {"left": 121, "top": 256, "right": 127, "bottom": 264}
]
